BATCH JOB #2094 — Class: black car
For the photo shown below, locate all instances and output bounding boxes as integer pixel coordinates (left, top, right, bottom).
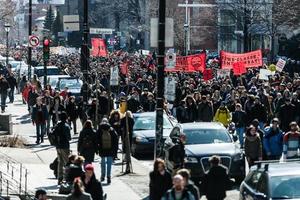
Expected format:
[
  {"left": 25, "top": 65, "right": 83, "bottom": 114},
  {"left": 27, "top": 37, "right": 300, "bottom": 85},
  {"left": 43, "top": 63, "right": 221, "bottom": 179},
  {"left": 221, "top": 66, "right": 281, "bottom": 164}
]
[
  {"left": 164, "top": 122, "right": 245, "bottom": 184},
  {"left": 131, "top": 112, "right": 174, "bottom": 156},
  {"left": 240, "top": 161, "right": 300, "bottom": 200}
]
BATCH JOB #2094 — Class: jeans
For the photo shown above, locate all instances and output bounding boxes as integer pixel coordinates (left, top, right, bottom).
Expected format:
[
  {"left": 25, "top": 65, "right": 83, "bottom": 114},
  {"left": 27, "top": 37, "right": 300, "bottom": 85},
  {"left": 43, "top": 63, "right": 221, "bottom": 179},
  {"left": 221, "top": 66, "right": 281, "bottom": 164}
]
[
  {"left": 36, "top": 123, "right": 46, "bottom": 142},
  {"left": 8, "top": 88, "right": 14, "bottom": 103},
  {"left": 236, "top": 127, "right": 245, "bottom": 147},
  {"left": 68, "top": 119, "right": 77, "bottom": 134},
  {"left": 1, "top": 92, "right": 7, "bottom": 111},
  {"left": 56, "top": 148, "right": 70, "bottom": 181},
  {"left": 46, "top": 117, "right": 51, "bottom": 135},
  {"left": 101, "top": 156, "right": 113, "bottom": 178}
]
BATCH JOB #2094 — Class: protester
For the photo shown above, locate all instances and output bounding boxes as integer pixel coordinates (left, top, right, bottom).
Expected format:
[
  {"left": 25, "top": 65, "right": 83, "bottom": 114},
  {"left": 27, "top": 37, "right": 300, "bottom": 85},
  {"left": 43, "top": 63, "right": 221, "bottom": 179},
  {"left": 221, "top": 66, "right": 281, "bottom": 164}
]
[
  {"left": 177, "top": 169, "right": 200, "bottom": 200},
  {"left": 283, "top": 122, "right": 300, "bottom": 160},
  {"left": 244, "top": 125, "right": 263, "bottom": 166},
  {"left": 149, "top": 159, "right": 172, "bottom": 200},
  {"left": 96, "top": 118, "right": 118, "bottom": 184},
  {"left": 67, "top": 178, "right": 92, "bottom": 200},
  {"left": 213, "top": 101, "right": 232, "bottom": 127},
  {"left": 0, "top": 75, "right": 9, "bottom": 113},
  {"left": 66, "top": 96, "right": 79, "bottom": 135},
  {"left": 34, "top": 189, "right": 47, "bottom": 200},
  {"left": 263, "top": 118, "right": 284, "bottom": 160},
  {"left": 161, "top": 174, "right": 195, "bottom": 200},
  {"left": 201, "top": 155, "right": 232, "bottom": 200},
  {"left": 82, "top": 164, "right": 104, "bottom": 200},
  {"left": 197, "top": 95, "right": 214, "bottom": 122},
  {"left": 31, "top": 97, "right": 49, "bottom": 144},
  {"left": 278, "top": 98, "right": 297, "bottom": 132},
  {"left": 78, "top": 120, "right": 98, "bottom": 164},
  {"left": 6, "top": 72, "right": 17, "bottom": 103},
  {"left": 232, "top": 103, "right": 247, "bottom": 147}
]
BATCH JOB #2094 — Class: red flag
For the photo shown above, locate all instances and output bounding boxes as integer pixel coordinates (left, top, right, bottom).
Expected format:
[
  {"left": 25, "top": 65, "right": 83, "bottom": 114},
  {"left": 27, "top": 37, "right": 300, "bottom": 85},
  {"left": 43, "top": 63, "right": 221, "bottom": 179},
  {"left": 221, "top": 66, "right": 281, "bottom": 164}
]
[
  {"left": 165, "top": 53, "right": 206, "bottom": 72},
  {"left": 233, "top": 62, "right": 246, "bottom": 75},
  {"left": 120, "top": 62, "right": 128, "bottom": 76},
  {"left": 220, "top": 50, "right": 263, "bottom": 69},
  {"left": 91, "top": 38, "right": 108, "bottom": 57},
  {"left": 203, "top": 69, "right": 213, "bottom": 81}
]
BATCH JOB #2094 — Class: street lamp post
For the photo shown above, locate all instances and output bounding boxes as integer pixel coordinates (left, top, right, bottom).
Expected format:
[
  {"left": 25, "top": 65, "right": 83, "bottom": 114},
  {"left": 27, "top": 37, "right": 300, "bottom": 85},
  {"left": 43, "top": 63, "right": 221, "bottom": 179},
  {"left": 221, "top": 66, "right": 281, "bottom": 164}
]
[{"left": 4, "top": 23, "right": 11, "bottom": 67}]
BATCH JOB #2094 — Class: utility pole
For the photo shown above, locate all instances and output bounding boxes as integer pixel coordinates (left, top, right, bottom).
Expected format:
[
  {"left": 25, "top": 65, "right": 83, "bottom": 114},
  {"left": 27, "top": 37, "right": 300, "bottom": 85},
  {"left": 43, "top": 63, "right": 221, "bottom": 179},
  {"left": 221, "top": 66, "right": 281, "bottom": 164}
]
[
  {"left": 243, "top": 0, "right": 249, "bottom": 52},
  {"left": 28, "top": 0, "right": 32, "bottom": 80},
  {"left": 155, "top": 0, "right": 166, "bottom": 159},
  {"left": 81, "top": 0, "right": 90, "bottom": 106}
]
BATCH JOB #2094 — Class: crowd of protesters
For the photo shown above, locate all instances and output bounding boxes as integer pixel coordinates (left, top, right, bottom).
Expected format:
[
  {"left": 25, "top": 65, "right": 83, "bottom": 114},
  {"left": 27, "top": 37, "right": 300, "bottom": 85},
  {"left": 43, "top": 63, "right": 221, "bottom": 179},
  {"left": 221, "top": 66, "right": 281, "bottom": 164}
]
[{"left": 1, "top": 46, "right": 300, "bottom": 200}]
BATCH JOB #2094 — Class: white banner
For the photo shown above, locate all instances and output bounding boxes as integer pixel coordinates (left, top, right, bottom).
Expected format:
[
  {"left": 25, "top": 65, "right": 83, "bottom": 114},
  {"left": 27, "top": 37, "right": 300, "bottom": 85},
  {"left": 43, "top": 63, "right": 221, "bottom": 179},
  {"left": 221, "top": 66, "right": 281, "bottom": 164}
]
[
  {"left": 217, "top": 69, "right": 230, "bottom": 79},
  {"left": 110, "top": 66, "right": 119, "bottom": 86},
  {"left": 259, "top": 69, "right": 274, "bottom": 80},
  {"left": 276, "top": 58, "right": 286, "bottom": 72}
]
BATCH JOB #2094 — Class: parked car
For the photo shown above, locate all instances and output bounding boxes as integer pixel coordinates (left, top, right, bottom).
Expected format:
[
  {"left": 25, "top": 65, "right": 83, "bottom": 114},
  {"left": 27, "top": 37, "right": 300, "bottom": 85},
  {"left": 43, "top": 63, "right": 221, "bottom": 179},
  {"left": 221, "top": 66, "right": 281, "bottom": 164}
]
[
  {"left": 56, "top": 77, "right": 83, "bottom": 97},
  {"left": 164, "top": 122, "right": 245, "bottom": 184},
  {"left": 34, "top": 66, "right": 62, "bottom": 78},
  {"left": 240, "top": 161, "right": 300, "bottom": 200},
  {"left": 131, "top": 112, "right": 175, "bottom": 156},
  {"left": 46, "top": 75, "right": 70, "bottom": 88}
]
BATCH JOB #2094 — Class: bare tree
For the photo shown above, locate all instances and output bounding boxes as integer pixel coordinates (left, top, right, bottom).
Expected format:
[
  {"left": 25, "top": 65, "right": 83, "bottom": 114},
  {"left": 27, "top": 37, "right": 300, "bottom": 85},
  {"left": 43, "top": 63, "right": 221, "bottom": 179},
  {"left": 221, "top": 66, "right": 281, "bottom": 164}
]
[{"left": 0, "top": 0, "right": 16, "bottom": 23}]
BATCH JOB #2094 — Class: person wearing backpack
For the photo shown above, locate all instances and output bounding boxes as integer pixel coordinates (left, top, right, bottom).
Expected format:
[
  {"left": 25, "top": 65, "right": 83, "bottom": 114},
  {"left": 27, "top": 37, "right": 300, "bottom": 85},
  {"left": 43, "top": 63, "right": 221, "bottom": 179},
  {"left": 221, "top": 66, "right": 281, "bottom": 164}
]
[
  {"left": 54, "top": 112, "right": 71, "bottom": 185},
  {"left": 213, "top": 102, "right": 232, "bottom": 127},
  {"left": 78, "top": 120, "right": 98, "bottom": 164}
]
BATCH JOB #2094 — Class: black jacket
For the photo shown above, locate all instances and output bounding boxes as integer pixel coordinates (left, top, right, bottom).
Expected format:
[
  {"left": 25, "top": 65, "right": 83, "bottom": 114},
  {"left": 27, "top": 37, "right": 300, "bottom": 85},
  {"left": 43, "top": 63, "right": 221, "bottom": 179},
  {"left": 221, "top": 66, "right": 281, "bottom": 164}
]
[
  {"left": 201, "top": 165, "right": 232, "bottom": 199},
  {"left": 96, "top": 123, "right": 118, "bottom": 157},
  {"left": 127, "top": 97, "right": 140, "bottom": 113},
  {"left": 149, "top": 171, "right": 172, "bottom": 200},
  {"left": 249, "top": 103, "right": 267, "bottom": 123},
  {"left": 78, "top": 128, "right": 98, "bottom": 163},
  {"left": 55, "top": 121, "right": 71, "bottom": 149},
  {"left": 66, "top": 102, "right": 78, "bottom": 120},
  {"left": 82, "top": 174, "right": 103, "bottom": 200},
  {"left": 232, "top": 110, "right": 247, "bottom": 128},
  {"left": 6, "top": 76, "right": 17, "bottom": 89},
  {"left": 186, "top": 181, "right": 200, "bottom": 200},
  {"left": 65, "top": 164, "right": 84, "bottom": 183},
  {"left": 197, "top": 102, "right": 214, "bottom": 122},
  {"left": 278, "top": 103, "right": 297, "bottom": 132}
]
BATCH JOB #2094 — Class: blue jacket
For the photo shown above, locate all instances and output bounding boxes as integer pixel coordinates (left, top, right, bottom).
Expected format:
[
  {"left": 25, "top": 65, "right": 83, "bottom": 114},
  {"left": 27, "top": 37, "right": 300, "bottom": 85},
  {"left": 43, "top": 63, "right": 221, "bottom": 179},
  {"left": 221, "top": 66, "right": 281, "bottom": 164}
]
[
  {"left": 263, "top": 127, "right": 284, "bottom": 156},
  {"left": 31, "top": 104, "right": 49, "bottom": 124}
]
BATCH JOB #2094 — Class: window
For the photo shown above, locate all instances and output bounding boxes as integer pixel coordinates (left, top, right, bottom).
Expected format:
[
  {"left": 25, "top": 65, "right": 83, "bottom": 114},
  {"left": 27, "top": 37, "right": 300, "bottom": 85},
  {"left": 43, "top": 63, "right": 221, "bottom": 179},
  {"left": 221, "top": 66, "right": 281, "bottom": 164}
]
[{"left": 257, "top": 174, "right": 268, "bottom": 194}]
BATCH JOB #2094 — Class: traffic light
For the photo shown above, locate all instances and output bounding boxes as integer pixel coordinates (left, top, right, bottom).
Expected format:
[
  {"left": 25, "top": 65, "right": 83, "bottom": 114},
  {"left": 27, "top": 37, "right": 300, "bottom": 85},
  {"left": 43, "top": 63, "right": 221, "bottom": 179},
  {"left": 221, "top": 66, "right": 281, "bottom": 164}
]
[{"left": 43, "top": 38, "right": 50, "bottom": 61}]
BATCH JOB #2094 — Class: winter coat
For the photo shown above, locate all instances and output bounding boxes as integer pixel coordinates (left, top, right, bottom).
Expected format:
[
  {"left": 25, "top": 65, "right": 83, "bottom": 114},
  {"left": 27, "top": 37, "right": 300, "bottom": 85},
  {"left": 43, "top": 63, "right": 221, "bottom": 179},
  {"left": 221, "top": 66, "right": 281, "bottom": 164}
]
[
  {"left": 143, "top": 100, "right": 156, "bottom": 112},
  {"left": 186, "top": 181, "right": 200, "bottom": 200},
  {"left": 96, "top": 123, "right": 119, "bottom": 157},
  {"left": 176, "top": 105, "right": 186, "bottom": 123},
  {"left": 50, "top": 104, "right": 66, "bottom": 122},
  {"left": 149, "top": 171, "right": 172, "bottom": 200},
  {"left": 249, "top": 103, "right": 267, "bottom": 123},
  {"left": 185, "top": 104, "right": 197, "bottom": 123},
  {"left": 120, "top": 116, "right": 134, "bottom": 151},
  {"left": 263, "top": 127, "right": 283, "bottom": 157},
  {"left": 197, "top": 102, "right": 214, "bottom": 122},
  {"left": 65, "top": 164, "right": 84, "bottom": 183},
  {"left": 213, "top": 107, "right": 232, "bottom": 127},
  {"left": 66, "top": 102, "right": 78, "bottom": 121},
  {"left": 278, "top": 103, "right": 297, "bottom": 132},
  {"left": 127, "top": 97, "right": 140, "bottom": 113},
  {"left": 201, "top": 165, "right": 232, "bottom": 200},
  {"left": 6, "top": 76, "right": 17, "bottom": 89},
  {"left": 161, "top": 188, "right": 195, "bottom": 200},
  {"left": 31, "top": 104, "right": 49, "bottom": 124},
  {"left": 28, "top": 90, "right": 39, "bottom": 106},
  {"left": 244, "top": 134, "right": 262, "bottom": 159},
  {"left": 232, "top": 110, "right": 247, "bottom": 128},
  {"left": 78, "top": 128, "right": 98, "bottom": 163},
  {"left": 82, "top": 174, "right": 103, "bottom": 200},
  {"left": 54, "top": 121, "right": 71, "bottom": 149},
  {"left": 0, "top": 79, "right": 9, "bottom": 93}
]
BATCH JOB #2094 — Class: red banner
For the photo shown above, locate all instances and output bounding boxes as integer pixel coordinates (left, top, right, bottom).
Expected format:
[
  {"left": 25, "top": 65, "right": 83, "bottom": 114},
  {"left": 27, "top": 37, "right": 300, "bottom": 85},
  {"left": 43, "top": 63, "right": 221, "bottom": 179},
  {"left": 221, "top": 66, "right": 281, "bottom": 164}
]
[
  {"left": 233, "top": 62, "right": 246, "bottom": 75},
  {"left": 220, "top": 50, "right": 263, "bottom": 69},
  {"left": 165, "top": 53, "right": 206, "bottom": 72},
  {"left": 203, "top": 69, "right": 213, "bottom": 81},
  {"left": 91, "top": 38, "right": 108, "bottom": 57}
]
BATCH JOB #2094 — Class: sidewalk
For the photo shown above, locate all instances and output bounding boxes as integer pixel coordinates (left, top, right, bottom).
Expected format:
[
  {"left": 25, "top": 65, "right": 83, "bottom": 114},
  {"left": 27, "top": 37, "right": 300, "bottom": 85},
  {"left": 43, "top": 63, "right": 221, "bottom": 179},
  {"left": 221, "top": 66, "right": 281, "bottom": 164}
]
[{"left": 1, "top": 95, "right": 149, "bottom": 200}]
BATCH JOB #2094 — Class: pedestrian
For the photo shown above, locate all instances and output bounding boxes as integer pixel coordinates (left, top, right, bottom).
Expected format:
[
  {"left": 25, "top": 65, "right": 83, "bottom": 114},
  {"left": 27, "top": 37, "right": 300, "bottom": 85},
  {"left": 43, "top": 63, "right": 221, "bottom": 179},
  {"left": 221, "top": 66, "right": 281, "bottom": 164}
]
[
  {"left": 28, "top": 86, "right": 39, "bottom": 114},
  {"left": 67, "top": 178, "right": 92, "bottom": 200},
  {"left": 278, "top": 98, "right": 297, "bottom": 132},
  {"left": 127, "top": 91, "right": 141, "bottom": 113},
  {"left": 31, "top": 97, "right": 49, "bottom": 144},
  {"left": 201, "top": 155, "right": 232, "bottom": 200},
  {"left": 143, "top": 92, "right": 156, "bottom": 112},
  {"left": 244, "top": 125, "right": 262, "bottom": 167},
  {"left": 0, "top": 75, "right": 9, "bottom": 113},
  {"left": 50, "top": 96, "right": 65, "bottom": 126},
  {"left": 161, "top": 174, "right": 195, "bottom": 200},
  {"left": 6, "top": 72, "right": 17, "bottom": 103},
  {"left": 34, "top": 189, "right": 47, "bottom": 200},
  {"left": 149, "top": 159, "right": 172, "bottom": 200},
  {"left": 176, "top": 100, "right": 186, "bottom": 123},
  {"left": 120, "top": 111, "right": 135, "bottom": 155},
  {"left": 53, "top": 112, "right": 71, "bottom": 185},
  {"left": 82, "top": 164, "right": 104, "bottom": 200},
  {"left": 78, "top": 120, "right": 98, "bottom": 164},
  {"left": 283, "top": 122, "right": 300, "bottom": 160},
  {"left": 213, "top": 101, "right": 232, "bottom": 127},
  {"left": 19, "top": 75, "right": 28, "bottom": 99},
  {"left": 64, "top": 156, "right": 85, "bottom": 184},
  {"left": 184, "top": 96, "right": 197, "bottom": 123},
  {"left": 177, "top": 169, "right": 200, "bottom": 200},
  {"left": 232, "top": 103, "right": 247, "bottom": 147},
  {"left": 96, "top": 118, "right": 118, "bottom": 184},
  {"left": 66, "top": 96, "right": 79, "bottom": 135},
  {"left": 44, "top": 90, "right": 53, "bottom": 135},
  {"left": 197, "top": 95, "right": 214, "bottom": 122},
  {"left": 263, "top": 118, "right": 283, "bottom": 160}
]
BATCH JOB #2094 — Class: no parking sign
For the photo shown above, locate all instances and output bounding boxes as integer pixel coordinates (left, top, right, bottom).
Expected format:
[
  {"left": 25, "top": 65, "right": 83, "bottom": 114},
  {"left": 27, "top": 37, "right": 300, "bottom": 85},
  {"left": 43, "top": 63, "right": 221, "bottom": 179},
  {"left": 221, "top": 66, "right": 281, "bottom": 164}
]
[{"left": 29, "top": 35, "right": 40, "bottom": 48}]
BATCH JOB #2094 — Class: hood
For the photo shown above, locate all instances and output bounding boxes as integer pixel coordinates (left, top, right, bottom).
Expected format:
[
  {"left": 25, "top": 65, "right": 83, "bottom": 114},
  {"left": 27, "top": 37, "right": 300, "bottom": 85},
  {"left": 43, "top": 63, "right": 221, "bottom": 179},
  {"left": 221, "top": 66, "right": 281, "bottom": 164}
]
[
  {"left": 185, "top": 143, "right": 240, "bottom": 157},
  {"left": 133, "top": 128, "right": 172, "bottom": 138}
]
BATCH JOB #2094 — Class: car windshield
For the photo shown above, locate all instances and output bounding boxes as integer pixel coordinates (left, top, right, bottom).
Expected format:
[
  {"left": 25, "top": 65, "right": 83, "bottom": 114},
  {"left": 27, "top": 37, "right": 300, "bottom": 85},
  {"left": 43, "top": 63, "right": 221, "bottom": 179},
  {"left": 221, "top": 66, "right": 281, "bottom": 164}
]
[
  {"left": 184, "top": 129, "right": 232, "bottom": 145},
  {"left": 59, "top": 79, "right": 81, "bottom": 89},
  {"left": 35, "top": 68, "right": 60, "bottom": 77},
  {"left": 133, "top": 114, "right": 173, "bottom": 131},
  {"left": 271, "top": 175, "right": 300, "bottom": 199}
]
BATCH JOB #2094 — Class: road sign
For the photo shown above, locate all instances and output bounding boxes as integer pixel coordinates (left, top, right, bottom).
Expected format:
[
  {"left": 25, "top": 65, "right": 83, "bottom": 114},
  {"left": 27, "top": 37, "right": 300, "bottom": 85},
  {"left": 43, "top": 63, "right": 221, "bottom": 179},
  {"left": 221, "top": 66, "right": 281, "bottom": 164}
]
[
  {"left": 165, "top": 76, "right": 176, "bottom": 102},
  {"left": 276, "top": 58, "right": 286, "bottom": 72},
  {"left": 63, "top": 15, "right": 80, "bottom": 32},
  {"left": 29, "top": 35, "right": 40, "bottom": 47},
  {"left": 90, "top": 28, "right": 115, "bottom": 35},
  {"left": 166, "top": 49, "right": 176, "bottom": 69}
]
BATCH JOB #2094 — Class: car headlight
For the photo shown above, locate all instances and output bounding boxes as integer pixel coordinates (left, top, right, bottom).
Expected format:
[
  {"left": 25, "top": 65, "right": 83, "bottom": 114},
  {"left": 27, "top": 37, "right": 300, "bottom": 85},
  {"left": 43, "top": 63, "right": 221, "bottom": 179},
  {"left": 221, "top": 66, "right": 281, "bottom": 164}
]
[
  {"left": 233, "top": 153, "right": 244, "bottom": 161},
  {"left": 135, "top": 136, "right": 148, "bottom": 143},
  {"left": 185, "top": 156, "right": 198, "bottom": 163}
]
